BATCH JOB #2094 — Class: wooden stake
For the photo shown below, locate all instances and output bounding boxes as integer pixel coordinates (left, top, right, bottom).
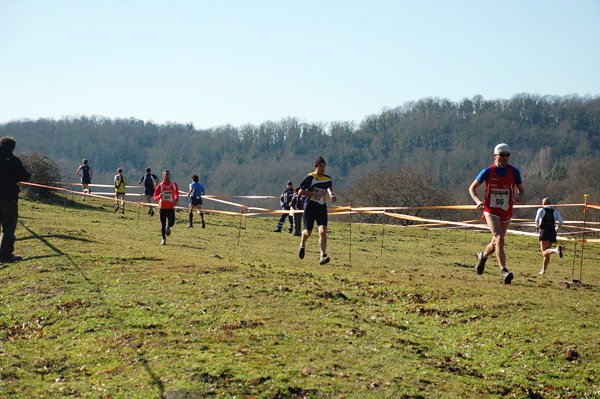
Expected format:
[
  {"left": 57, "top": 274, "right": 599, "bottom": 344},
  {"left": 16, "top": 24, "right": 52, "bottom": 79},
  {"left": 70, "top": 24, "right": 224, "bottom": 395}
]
[
  {"left": 579, "top": 194, "right": 589, "bottom": 282},
  {"left": 349, "top": 202, "right": 352, "bottom": 264}
]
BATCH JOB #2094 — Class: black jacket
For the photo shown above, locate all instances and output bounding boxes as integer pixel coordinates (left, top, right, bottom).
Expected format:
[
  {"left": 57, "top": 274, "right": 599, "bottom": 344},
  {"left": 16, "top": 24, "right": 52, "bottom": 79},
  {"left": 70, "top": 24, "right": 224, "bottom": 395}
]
[
  {"left": 0, "top": 149, "right": 30, "bottom": 201},
  {"left": 279, "top": 187, "right": 294, "bottom": 210}
]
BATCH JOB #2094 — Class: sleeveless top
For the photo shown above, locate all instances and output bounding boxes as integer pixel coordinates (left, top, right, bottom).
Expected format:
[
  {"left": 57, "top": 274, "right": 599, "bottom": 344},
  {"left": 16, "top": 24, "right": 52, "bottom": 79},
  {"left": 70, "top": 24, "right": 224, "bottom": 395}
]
[
  {"left": 81, "top": 165, "right": 91, "bottom": 181},
  {"left": 114, "top": 174, "right": 127, "bottom": 194},
  {"left": 540, "top": 207, "right": 556, "bottom": 230},
  {"left": 483, "top": 164, "right": 515, "bottom": 220}
]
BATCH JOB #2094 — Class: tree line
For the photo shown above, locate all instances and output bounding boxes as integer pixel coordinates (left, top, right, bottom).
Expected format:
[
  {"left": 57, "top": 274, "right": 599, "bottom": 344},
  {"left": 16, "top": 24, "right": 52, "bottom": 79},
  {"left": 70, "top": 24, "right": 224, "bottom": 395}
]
[{"left": 2, "top": 93, "right": 599, "bottom": 222}]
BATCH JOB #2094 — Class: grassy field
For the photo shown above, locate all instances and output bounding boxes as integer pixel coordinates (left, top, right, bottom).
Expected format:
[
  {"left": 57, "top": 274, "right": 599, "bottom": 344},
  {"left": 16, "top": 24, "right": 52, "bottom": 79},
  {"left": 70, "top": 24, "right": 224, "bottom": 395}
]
[{"left": 1, "top": 196, "right": 600, "bottom": 398}]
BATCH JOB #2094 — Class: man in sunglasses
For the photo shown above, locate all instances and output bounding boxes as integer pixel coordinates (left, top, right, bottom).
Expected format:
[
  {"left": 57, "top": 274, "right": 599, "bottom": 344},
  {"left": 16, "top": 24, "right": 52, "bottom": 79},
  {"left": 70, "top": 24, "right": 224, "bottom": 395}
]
[{"left": 469, "top": 143, "right": 524, "bottom": 284}]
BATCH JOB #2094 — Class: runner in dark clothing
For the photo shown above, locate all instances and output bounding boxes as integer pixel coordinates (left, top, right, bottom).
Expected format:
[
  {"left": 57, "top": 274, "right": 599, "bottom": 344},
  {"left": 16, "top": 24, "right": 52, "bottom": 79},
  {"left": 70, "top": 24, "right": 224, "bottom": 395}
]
[
  {"left": 298, "top": 157, "right": 337, "bottom": 265},
  {"left": 76, "top": 159, "right": 93, "bottom": 200},
  {"left": 139, "top": 168, "right": 158, "bottom": 216},
  {"left": 535, "top": 198, "right": 564, "bottom": 275}
]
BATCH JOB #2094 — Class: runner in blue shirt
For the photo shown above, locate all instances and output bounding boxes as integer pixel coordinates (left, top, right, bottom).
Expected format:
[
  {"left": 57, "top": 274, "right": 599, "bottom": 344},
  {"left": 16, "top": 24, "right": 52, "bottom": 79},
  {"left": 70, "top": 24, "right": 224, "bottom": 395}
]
[
  {"left": 76, "top": 159, "right": 93, "bottom": 200},
  {"left": 187, "top": 175, "right": 205, "bottom": 228}
]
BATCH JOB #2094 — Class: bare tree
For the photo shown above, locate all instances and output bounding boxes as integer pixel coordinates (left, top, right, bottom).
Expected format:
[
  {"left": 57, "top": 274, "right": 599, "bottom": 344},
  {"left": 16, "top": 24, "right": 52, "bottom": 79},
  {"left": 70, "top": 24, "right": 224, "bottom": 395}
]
[{"left": 347, "top": 167, "right": 447, "bottom": 225}]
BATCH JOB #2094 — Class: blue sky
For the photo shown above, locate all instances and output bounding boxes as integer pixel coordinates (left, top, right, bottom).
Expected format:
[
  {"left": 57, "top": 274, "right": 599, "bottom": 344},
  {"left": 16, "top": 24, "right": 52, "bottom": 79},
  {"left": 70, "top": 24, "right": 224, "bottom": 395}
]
[{"left": 1, "top": 0, "right": 598, "bottom": 129}]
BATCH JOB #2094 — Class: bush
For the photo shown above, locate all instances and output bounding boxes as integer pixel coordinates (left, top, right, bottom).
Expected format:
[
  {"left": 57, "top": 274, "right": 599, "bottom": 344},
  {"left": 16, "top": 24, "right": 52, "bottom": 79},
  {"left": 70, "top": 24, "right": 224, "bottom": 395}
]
[
  {"left": 347, "top": 166, "right": 447, "bottom": 225},
  {"left": 18, "top": 151, "right": 62, "bottom": 199}
]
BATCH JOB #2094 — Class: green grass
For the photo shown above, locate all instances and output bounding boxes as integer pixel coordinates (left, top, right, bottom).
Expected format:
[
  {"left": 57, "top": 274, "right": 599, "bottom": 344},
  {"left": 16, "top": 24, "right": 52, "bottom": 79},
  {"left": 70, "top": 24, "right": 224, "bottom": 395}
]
[{"left": 2, "top": 197, "right": 600, "bottom": 398}]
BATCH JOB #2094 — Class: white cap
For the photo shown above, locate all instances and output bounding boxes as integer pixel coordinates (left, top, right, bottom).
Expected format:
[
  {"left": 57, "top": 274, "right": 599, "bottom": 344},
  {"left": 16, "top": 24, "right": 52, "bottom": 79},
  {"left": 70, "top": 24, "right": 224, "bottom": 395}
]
[{"left": 494, "top": 143, "right": 510, "bottom": 155}]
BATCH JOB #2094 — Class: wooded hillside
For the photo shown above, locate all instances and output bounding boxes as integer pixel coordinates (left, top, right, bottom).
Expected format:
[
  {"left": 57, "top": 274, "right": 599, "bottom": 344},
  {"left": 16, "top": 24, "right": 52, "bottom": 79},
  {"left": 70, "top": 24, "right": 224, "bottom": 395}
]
[{"left": 2, "top": 93, "right": 599, "bottom": 215}]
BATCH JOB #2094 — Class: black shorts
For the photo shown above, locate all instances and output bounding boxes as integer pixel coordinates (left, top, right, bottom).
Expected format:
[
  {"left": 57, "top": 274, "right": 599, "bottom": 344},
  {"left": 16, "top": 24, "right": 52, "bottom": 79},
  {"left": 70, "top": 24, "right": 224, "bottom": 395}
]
[
  {"left": 82, "top": 177, "right": 91, "bottom": 185},
  {"left": 189, "top": 197, "right": 203, "bottom": 206},
  {"left": 303, "top": 201, "right": 327, "bottom": 231},
  {"left": 539, "top": 228, "right": 557, "bottom": 242},
  {"left": 159, "top": 208, "right": 175, "bottom": 227}
]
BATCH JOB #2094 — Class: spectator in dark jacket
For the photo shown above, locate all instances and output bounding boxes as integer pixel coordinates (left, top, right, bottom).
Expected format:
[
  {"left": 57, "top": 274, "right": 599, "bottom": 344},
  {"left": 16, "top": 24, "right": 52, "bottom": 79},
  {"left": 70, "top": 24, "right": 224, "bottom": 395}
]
[
  {"left": 0, "top": 136, "right": 31, "bottom": 263},
  {"left": 290, "top": 187, "right": 304, "bottom": 236},
  {"left": 274, "top": 181, "right": 294, "bottom": 233}
]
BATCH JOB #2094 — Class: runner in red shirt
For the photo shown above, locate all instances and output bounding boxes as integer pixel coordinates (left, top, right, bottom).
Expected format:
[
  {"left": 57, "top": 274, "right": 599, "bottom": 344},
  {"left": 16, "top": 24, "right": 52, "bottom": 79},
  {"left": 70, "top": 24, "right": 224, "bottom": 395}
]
[
  {"left": 154, "top": 170, "right": 179, "bottom": 245},
  {"left": 469, "top": 143, "right": 524, "bottom": 284}
]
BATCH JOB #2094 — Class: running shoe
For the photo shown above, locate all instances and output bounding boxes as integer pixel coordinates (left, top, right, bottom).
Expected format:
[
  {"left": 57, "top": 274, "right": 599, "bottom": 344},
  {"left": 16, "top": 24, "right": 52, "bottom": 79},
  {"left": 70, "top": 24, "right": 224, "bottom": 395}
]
[
  {"left": 558, "top": 246, "right": 563, "bottom": 258},
  {"left": 166, "top": 226, "right": 171, "bottom": 236},
  {"left": 319, "top": 255, "right": 331, "bottom": 265},
  {"left": 161, "top": 239, "right": 166, "bottom": 245},
  {"left": 501, "top": 268, "right": 514, "bottom": 284},
  {"left": 476, "top": 252, "right": 487, "bottom": 275},
  {"left": 298, "top": 246, "right": 305, "bottom": 259},
  {"left": 202, "top": 220, "right": 205, "bottom": 229},
  {"left": 188, "top": 224, "right": 193, "bottom": 228}
]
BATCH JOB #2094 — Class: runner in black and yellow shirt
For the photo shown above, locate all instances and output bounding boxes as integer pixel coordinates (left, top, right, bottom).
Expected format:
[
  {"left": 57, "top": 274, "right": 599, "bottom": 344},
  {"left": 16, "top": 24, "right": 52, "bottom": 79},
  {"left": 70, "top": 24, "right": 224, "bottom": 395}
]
[{"left": 298, "top": 156, "right": 337, "bottom": 265}]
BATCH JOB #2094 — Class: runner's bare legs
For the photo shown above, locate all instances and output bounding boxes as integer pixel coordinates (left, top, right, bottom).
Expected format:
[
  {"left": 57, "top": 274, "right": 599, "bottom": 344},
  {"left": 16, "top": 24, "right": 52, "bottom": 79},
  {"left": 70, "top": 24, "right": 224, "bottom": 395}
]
[{"left": 483, "top": 214, "right": 511, "bottom": 270}]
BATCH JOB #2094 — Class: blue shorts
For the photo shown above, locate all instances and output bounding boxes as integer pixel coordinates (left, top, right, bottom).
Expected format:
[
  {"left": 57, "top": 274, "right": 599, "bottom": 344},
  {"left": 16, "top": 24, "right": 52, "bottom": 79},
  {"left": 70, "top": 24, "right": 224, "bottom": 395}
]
[{"left": 303, "top": 201, "right": 327, "bottom": 231}]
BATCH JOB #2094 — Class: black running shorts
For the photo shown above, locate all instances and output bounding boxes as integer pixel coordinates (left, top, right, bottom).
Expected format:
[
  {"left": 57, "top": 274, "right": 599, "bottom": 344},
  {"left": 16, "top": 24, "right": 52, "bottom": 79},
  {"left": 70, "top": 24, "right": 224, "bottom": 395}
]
[{"left": 303, "top": 201, "right": 327, "bottom": 231}]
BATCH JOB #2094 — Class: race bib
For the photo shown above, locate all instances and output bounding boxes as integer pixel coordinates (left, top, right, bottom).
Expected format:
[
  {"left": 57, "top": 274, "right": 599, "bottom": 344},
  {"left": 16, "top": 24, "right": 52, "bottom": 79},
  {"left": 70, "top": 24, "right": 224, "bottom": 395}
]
[
  {"left": 310, "top": 188, "right": 325, "bottom": 205},
  {"left": 163, "top": 191, "right": 173, "bottom": 202},
  {"left": 490, "top": 189, "right": 510, "bottom": 211}
]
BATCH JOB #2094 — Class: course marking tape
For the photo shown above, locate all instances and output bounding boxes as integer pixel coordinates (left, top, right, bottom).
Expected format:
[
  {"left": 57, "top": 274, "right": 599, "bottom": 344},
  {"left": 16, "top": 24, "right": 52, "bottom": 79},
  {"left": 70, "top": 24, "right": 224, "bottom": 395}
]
[{"left": 20, "top": 181, "right": 600, "bottom": 242}]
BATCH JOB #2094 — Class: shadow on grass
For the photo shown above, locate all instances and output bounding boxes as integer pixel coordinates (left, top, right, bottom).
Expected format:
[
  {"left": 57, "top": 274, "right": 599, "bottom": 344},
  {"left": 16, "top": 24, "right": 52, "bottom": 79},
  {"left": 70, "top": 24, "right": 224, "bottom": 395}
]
[
  {"left": 19, "top": 234, "right": 94, "bottom": 243},
  {"left": 179, "top": 243, "right": 205, "bottom": 251},
  {"left": 139, "top": 358, "right": 166, "bottom": 397},
  {"left": 128, "top": 257, "right": 163, "bottom": 262},
  {"left": 18, "top": 221, "right": 92, "bottom": 281},
  {"left": 17, "top": 222, "right": 169, "bottom": 395},
  {"left": 24, "top": 196, "right": 101, "bottom": 211}
]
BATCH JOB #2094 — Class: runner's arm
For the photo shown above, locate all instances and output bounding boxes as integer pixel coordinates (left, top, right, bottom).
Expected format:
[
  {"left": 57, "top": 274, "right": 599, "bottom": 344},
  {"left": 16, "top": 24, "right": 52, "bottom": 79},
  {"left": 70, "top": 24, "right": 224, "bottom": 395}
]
[
  {"left": 514, "top": 184, "right": 524, "bottom": 203},
  {"left": 469, "top": 179, "right": 484, "bottom": 210},
  {"left": 327, "top": 187, "right": 337, "bottom": 202}
]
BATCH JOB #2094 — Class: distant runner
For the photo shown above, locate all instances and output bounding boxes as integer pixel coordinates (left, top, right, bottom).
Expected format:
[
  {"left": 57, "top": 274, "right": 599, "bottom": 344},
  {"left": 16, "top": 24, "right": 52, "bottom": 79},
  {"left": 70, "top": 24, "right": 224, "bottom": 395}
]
[
  {"left": 535, "top": 197, "right": 564, "bottom": 275},
  {"left": 154, "top": 170, "right": 179, "bottom": 245},
  {"left": 76, "top": 159, "right": 93, "bottom": 200},
  {"left": 139, "top": 167, "right": 158, "bottom": 216},
  {"left": 187, "top": 174, "right": 205, "bottom": 228},
  {"left": 114, "top": 168, "right": 127, "bottom": 214}
]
